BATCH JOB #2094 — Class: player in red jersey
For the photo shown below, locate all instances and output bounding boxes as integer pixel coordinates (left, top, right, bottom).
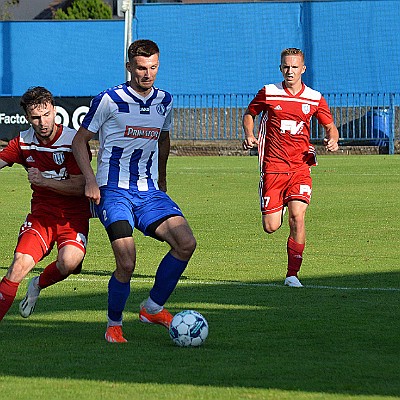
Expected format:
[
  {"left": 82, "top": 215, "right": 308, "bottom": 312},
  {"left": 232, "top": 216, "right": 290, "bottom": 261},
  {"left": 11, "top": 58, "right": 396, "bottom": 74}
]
[
  {"left": 0, "top": 86, "right": 91, "bottom": 321},
  {"left": 242, "top": 48, "right": 339, "bottom": 287}
]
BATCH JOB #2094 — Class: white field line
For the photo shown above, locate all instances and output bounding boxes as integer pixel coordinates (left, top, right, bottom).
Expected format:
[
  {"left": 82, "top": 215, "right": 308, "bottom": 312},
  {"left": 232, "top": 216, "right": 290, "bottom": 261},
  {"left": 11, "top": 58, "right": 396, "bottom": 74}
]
[
  {"left": 63, "top": 276, "right": 400, "bottom": 293},
  {"left": 2, "top": 267, "right": 397, "bottom": 292}
]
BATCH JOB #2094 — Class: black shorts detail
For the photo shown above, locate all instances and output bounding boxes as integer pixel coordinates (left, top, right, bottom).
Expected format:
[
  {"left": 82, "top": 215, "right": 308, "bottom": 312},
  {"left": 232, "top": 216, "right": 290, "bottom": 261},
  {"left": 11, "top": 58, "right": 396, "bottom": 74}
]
[
  {"left": 106, "top": 220, "right": 133, "bottom": 242},
  {"left": 146, "top": 214, "right": 181, "bottom": 241}
]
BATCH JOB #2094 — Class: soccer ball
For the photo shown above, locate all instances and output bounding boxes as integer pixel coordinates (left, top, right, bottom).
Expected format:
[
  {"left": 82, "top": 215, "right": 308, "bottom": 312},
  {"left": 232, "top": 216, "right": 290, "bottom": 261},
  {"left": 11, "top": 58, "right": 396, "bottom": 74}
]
[{"left": 169, "top": 310, "right": 209, "bottom": 347}]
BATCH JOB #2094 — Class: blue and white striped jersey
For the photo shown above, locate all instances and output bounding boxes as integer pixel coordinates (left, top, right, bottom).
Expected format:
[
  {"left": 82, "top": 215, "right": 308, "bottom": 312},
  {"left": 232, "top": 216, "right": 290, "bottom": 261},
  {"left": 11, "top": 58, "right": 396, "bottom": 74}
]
[{"left": 82, "top": 82, "right": 172, "bottom": 191}]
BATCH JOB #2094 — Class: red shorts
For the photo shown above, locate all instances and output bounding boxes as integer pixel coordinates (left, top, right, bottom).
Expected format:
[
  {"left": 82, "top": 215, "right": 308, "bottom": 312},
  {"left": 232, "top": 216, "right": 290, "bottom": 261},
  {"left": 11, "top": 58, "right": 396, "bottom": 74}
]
[
  {"left": 259, "top": 169, "right": 312, "bottom": 215},
  {"left": 15, "top": 213, "right": 89, "bottom": 263}
]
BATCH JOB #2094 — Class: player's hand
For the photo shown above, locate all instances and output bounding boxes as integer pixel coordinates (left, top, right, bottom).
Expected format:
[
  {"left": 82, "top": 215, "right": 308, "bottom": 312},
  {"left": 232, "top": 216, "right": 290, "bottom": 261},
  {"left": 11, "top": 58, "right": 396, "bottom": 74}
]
[
  {"left": 324, "top": 137, "right": 339, "bottom": 152},
  {"left": 242, "top": 135, "right": 258, "bottom": 150},
  {"left": 85, "top": 178, "right": 101, "bottom": 205},
  {"left": 27, "top": 167, "right": 45, "bottom": 186}
]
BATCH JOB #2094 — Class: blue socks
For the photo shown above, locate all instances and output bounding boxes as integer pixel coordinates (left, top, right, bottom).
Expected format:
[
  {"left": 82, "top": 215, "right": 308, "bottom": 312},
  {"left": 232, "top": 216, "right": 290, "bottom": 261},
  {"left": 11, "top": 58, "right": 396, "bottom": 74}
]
[
  {"left": 108, "top": 273, "right": 130, "bottom": 323},
  {"left": 150, "top": 252, "right": 188, "bottom": 306},
  {"left": 107, "top": 252, "right": 187, "bottom": 322}
]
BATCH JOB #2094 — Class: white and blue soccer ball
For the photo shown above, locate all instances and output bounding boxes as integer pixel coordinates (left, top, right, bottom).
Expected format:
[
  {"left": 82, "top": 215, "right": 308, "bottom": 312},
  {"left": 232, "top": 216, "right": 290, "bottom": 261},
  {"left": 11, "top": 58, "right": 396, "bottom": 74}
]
[{"left": 169, "top": 310, "right": 209, "bottom": 347}]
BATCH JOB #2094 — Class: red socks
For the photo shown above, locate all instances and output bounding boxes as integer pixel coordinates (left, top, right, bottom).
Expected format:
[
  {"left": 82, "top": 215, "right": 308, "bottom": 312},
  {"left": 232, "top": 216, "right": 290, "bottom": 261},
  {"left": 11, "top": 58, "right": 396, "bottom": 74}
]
[
  {"left": 38, "top": 261, "right": 67, "bottom": 289},
  {"left": 0, "top": 277, "right": 19, "bottom": 321},
  {"left": 287, "top": 237, "right": 305, "bottom": 278}
]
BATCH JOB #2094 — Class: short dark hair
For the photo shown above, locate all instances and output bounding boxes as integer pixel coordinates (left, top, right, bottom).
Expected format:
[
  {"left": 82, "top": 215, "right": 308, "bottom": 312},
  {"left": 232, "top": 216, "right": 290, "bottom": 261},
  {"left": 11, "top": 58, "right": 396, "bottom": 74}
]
[
  {"left": 127, "top": 39, "right": 159, "bottom": 62},
  {"left": 20, "top": 86, "right": 54, "bottom": 114}
]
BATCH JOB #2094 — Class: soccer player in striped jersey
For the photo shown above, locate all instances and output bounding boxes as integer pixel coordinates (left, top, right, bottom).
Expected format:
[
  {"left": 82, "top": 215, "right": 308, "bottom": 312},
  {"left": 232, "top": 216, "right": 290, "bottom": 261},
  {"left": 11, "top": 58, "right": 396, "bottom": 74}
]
[
  {"left": 242, "top": 48, "right": 339, "bottom": 287},
  {"left": 72, "top": 39, "right": 196, "bottom": 343},
  {"left": 0, "top": 86, "right": 91, "bottom": 322}
]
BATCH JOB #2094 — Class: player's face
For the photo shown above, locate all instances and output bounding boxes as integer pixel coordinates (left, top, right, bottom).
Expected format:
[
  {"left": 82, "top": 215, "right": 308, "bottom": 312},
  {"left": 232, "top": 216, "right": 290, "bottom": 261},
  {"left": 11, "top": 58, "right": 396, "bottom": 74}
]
[
  {"left": 26, "top": 102, "right": 57, "bottom": 142},
  {"left": 280, "top": 55, "right": 306, "bottom": 87},
  {"left": 126, "top": 54, "right": 159, "bottom": 94}
]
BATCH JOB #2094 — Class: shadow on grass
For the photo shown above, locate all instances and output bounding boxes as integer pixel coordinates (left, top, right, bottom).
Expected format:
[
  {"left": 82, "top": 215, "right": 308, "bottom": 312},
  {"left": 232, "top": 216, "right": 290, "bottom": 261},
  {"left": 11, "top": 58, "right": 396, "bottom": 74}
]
[
  {"left": 28, "top": 265, "right": 169, "bottom": 280},
  {"left": 0, "top": 272, "right": 399, "bottom": 398}
]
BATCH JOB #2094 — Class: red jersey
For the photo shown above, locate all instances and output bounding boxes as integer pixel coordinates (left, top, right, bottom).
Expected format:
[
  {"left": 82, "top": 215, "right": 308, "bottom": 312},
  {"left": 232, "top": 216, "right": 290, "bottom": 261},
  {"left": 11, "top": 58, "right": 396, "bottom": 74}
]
[
  {"left": 247, "top": 82, "right": 333, "bottom": 172},
  {"left": 0, "top": 124, "right": 91, "bottom": 219}
]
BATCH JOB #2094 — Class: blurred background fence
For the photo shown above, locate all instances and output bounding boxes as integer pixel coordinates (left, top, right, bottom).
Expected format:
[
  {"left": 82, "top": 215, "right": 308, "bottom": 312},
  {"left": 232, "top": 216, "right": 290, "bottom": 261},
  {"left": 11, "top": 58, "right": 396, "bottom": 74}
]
[
  {"left": 1, "top": 92, "right": 398, "bottom": 154},
  {"left": 172, "top": 93, "right": 399, "bottom": 154}
]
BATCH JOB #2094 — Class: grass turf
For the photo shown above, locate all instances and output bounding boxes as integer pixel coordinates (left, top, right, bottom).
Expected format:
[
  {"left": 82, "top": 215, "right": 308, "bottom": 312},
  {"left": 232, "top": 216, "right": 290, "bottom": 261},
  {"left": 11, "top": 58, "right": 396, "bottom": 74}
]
[{"left": 0, "top": 155, "right": 399, "bottom": 400}]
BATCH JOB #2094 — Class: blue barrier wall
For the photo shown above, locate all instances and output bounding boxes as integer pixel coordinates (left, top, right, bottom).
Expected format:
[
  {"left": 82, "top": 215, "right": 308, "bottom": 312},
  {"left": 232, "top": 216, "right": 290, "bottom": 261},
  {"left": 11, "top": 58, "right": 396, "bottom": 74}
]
[
  {"left": 133, "top": 1, "right": 400, "bottom": 96},
  {"left": 0, "top": 0, "right": 398, "bottom": 97},
  {"left": 0, "top": 20, "right": 125, "bottom": 96}
]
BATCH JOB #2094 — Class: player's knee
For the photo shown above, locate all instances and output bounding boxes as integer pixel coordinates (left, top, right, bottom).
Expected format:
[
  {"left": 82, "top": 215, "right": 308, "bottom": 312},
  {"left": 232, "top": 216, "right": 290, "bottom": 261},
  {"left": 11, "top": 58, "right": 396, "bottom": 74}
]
[
  {"left": 116, "top": 258, "right": 135, "bottom": 273},
  {"left": 57, "top": 259, "right": 83, "bottom": 275},
  {"left": 184, "top": 235, "right": 197, "bottom": 257},
  {"left": 262, "top": 211, "right": 284, "bottom": 234},
  {"left": 71, "top": 261, "right": 83, "bottom": 275},
  {"left": 262, "top": 221, "right": 281, "bottom": 234},
  {"left": 113, "top": 247, "right": 136, "bottom": 276},
  {"left": 263, "top": 226, "right": 279, "bottom": 234},
  {"left": 7, "top": 254, "right": 35, "bottom": 282},
  {"left": 115, "top": 260, "right": 135, "bottom": 281},
  {"left": 175, "top": 234, "right": 197, "bottom": 260}
]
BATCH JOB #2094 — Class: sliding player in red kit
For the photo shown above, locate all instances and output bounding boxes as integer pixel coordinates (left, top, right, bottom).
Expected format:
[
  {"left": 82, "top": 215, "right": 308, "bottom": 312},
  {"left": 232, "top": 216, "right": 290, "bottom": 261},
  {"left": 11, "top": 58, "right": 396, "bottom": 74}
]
[
  {"left": 243, "top": 48, "right": 339, "bottom": 287},
  {"left": 0, "top": 86, "right": 91, "bottom": 321}
]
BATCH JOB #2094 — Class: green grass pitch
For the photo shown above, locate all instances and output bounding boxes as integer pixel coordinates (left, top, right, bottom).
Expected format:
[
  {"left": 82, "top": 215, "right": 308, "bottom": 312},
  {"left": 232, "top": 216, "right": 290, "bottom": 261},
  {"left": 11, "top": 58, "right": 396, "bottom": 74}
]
[{"left": 0, "top": 155, "right": 399, "bottom": 400}]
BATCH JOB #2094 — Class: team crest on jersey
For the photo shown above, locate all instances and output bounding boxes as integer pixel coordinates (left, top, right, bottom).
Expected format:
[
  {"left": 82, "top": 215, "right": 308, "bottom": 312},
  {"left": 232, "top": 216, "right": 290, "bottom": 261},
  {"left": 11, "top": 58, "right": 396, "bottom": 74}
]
[
  {"left": 302, "top": 104, "right": 311, "bottom": 114},
  {"left": 156, "top": 104, "right": 167, "bottom": 116},
  {"left": 53, "top": 151, "right": 65, "bottom": 165}
]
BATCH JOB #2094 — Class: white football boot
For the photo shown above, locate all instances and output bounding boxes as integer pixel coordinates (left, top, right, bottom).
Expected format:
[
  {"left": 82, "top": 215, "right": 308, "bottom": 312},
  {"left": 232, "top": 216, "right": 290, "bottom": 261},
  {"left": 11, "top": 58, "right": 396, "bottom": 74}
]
[
  {"left": 284, "top": 276, "right": 303, "bottom": 288},
  {"left": 19, "top": 276, "right": 41, "bottom": 317}
]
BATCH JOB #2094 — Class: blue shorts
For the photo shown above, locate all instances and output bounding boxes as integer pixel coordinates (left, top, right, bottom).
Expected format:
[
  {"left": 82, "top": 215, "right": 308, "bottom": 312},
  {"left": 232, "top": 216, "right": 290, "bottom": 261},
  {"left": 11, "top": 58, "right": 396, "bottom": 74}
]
[{"left": 96, "top": 187, "right": 184, "bottom": 237}]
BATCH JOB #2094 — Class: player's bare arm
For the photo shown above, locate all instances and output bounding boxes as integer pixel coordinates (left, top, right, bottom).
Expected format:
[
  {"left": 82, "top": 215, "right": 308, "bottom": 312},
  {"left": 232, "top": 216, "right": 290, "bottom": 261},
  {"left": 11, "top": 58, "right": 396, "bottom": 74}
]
[
  {"left": 323, "top": 122, "right": 339, "bottom": 152},
  {"left": 242, "top": 108, "right": 259, "bottom": 150},
  {"left": 158, "top": 130, "right": 170, "bottom": 192},
  {"left": 27, "top": 167, "right": 85, "bottom": 196},
  {"left": 72, "top": 127, "right": 101, "bottom": 204}
]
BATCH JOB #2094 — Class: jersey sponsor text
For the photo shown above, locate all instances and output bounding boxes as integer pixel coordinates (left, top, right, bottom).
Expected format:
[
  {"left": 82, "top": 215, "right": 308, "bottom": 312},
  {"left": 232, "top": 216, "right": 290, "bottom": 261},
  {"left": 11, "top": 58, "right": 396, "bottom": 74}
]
[{"left": 124, "top": 126, "right": 160, "bottom": 140}]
